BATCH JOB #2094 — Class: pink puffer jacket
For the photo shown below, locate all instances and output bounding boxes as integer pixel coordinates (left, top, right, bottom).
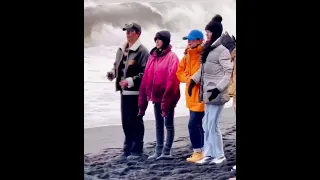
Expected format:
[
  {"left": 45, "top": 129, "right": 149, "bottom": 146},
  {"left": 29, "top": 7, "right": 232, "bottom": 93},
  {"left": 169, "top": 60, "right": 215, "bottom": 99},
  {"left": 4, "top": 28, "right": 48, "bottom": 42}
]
[{"left": 138, "top": 45, "right": 180, "bottom": 115}]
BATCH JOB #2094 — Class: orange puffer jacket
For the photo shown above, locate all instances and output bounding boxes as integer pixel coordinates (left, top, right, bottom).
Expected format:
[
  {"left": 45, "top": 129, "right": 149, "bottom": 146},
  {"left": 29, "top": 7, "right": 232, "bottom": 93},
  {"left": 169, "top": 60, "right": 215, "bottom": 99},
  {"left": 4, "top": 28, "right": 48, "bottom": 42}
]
[{"left": 176, "top": 45, "right": 204, "bottom": 112}]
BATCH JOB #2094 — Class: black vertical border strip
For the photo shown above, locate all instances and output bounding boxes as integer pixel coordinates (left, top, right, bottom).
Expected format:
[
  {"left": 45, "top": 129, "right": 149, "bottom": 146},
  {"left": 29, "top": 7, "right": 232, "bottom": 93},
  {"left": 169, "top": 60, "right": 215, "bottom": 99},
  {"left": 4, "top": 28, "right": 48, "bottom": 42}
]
[
  {"left": 237, "top": 0, "right": 320, "bottom": 179},
  {"left": 237, "top": 0, "right": 290, "bottom": 179},
  {"left": 14, "top": 0, "right": 86, "bottom": 179}
]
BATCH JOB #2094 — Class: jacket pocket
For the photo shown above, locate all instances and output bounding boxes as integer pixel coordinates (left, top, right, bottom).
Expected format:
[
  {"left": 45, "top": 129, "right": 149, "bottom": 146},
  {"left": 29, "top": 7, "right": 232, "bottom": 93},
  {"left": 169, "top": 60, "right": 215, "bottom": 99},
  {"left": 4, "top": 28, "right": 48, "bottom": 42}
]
[
  {"left": 126, "top": 64, "right": 137, "bottom": 78},
  {"left": 203, "top": 91, "right": 229, "bottom": 105},
  {"left": 203, "top": 82, "right": 230, "bottom": 105},
  {"left": 152, "top": 84, "right": 165, "bottom": 99},
  {"left": 192, "top": 84, "right": 201, "bottom": 103},
  {"left": 202, "top": 83, "right": 215, "bottom": 104}
]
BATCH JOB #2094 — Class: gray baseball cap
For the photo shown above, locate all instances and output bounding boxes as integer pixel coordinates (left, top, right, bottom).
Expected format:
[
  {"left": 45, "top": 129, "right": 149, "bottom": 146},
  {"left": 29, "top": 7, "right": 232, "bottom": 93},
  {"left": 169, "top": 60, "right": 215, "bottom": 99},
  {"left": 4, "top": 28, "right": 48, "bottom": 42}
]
[{"left": 122, "top": 22, "right": 142, "bottom": 33}]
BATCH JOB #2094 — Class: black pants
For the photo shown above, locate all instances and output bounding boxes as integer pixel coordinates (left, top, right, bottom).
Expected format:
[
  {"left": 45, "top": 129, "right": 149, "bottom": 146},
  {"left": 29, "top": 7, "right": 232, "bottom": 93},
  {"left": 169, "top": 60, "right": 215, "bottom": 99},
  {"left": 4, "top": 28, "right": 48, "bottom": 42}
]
[
  {"left": 121, "top": 94, "right": 144, "bottom": 155},
  {"left": 154, "top": 103, "right": 175, "bottom": 155},
  {"left": 188, "top": 111, "right": 204, "bottom": 149}
]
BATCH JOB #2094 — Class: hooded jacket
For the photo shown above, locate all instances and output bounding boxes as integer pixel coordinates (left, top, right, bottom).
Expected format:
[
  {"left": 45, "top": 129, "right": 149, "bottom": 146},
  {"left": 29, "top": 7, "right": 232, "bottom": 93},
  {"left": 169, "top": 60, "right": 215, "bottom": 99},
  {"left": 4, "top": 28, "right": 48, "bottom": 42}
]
[
  {"left": 138, "top": 41, "right": 180, "bottom": 115},
  {"left": 176, "top": 45, "right": 205, "bottom": 112}
]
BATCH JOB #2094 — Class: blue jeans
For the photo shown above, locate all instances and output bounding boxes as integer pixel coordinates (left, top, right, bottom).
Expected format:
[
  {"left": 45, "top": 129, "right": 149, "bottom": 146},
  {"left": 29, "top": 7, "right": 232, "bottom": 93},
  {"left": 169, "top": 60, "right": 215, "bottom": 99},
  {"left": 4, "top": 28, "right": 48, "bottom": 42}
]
[
  {"left": 203, "top": 104, "right": 225, "bottom": 158},
  {"left": 153, "top": 103, "right": 175, "bottom": 155},
  {"left": 188, "top": 111, "right": 204, "bottom": 149}
]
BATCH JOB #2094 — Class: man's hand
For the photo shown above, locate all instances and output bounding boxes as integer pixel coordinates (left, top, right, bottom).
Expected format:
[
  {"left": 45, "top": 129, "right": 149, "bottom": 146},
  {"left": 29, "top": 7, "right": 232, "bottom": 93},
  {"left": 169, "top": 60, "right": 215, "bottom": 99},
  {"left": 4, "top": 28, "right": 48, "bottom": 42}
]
[
  {"left": 106, "top": 71, "right": 114, "bottom": 81},
  {"left": 138, "top": 109, "right": 145, "bottom": 117},
  {"left": 119, "top": 80, "right": 128, "bottom": 88}
]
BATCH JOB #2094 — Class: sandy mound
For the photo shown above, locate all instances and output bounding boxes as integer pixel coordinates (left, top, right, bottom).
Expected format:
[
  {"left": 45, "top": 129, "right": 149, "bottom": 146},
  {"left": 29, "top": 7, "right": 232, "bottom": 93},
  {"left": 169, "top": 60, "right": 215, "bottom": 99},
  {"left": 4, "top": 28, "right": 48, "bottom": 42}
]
[{"left": 84, "top": 125, "right": 236, "bottom": 180}]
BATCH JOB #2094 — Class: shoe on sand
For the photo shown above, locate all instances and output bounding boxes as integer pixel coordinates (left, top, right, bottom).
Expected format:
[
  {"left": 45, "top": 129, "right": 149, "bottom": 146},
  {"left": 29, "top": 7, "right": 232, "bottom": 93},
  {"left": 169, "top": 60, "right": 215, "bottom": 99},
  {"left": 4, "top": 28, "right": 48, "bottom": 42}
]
[
  {"left": 117, "top": 153, "right": 129, "bottom": 161},
  {"left": 156, "top": 154, "right": 172, "bottom": 160},
  {"left": 232, "top": 165, "right": 236, "bottom": 171},
  {"left": 127, "top": 154, "right": 142, "bottom": 160},
  {"left": 186, "top": 152, "right": 204, "bottom": 163},
  {"left": 209, "top": 156, "right": 226, "bottom": 164},
  {"left": 231, "top": 165, "right": 236, "bottom": 176},
  {"left": 148, "top": 153, "right": 161, "bottom": 160},
  {"left": 195, "top": 156, "right": 212, "bottom": 164}
]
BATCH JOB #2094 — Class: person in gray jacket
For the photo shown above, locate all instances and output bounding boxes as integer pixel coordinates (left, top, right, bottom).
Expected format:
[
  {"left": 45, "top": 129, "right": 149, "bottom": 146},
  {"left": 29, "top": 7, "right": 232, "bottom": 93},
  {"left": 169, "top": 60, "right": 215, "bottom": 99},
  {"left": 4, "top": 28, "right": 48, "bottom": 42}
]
[
  {"left": 106, "top": 22, "right": 149, "bottom": 160},
  {"left": 188, "top": 15, "right": 233, "bottom": 165}
]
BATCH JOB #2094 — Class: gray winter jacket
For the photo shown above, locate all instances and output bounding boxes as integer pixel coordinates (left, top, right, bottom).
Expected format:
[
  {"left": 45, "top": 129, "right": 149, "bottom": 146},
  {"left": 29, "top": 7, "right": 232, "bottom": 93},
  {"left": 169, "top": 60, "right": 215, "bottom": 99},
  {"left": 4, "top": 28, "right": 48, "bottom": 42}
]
[{"left": 192, "top": 37, "right": 233, "bottom": 105}]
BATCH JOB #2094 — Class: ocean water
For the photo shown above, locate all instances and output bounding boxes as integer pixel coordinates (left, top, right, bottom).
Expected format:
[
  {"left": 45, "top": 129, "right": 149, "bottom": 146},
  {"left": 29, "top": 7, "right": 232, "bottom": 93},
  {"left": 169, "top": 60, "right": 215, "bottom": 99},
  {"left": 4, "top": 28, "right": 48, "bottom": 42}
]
[{"left": 84, "top": 0, "right": 236, "bottom": 129}]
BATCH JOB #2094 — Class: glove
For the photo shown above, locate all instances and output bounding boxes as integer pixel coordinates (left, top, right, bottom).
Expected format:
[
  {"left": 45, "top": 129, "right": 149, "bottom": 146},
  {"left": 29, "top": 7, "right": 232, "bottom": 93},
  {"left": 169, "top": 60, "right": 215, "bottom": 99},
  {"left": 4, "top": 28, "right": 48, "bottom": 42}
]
[
  {"left": 188, "top": 79, "right": 196, "bottom": 97},
  {"left": 207, "top": 88, "right": 221, "bottom": 101}
]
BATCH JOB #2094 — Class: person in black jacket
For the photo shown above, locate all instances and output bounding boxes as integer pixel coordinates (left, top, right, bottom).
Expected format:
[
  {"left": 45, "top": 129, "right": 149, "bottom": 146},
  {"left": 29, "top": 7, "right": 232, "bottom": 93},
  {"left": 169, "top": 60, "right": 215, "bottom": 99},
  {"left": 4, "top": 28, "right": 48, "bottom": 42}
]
[{"left": 106, "top": 22, "right": 149, "bottom": 160}]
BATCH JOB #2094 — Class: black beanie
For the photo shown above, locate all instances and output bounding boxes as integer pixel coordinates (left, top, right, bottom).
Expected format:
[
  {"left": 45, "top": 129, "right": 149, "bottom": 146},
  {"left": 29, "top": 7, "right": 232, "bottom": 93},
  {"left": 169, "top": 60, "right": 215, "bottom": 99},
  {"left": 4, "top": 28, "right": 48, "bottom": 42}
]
[
  {"left": 205, "top": 14, "right": 223, "bottom": 41},
  {"left": 201, "top": 14, "right": 224, "bottom": 64},
  {"left": 154, "top": 30, "right": 171, "bottom": 49}
]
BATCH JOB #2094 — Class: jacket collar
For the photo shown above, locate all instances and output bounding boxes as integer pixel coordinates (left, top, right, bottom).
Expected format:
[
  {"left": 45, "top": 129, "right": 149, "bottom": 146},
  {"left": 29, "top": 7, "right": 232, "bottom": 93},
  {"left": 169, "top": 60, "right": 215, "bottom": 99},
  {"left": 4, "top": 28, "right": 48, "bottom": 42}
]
[
  {"left": 211, "top": 37, "right": 222, "bottom": 47},
  {"left": 150, "top": 45, "right": 172, "bottom": 57},
  {"left": 120, "top": 38, "right": 142, "bottom": 52},
  {"left": 185, "top": 44, "right": 202, "bottom": 55}
]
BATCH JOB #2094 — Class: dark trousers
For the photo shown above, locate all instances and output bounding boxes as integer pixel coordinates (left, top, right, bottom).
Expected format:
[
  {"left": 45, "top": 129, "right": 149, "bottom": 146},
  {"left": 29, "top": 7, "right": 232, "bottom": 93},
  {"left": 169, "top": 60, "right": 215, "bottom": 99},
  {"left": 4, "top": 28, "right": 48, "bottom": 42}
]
[
  {"left": 121, "top": 94, "right": 145, "bottom": 155},
  {"left": 188, "top": 111, "right": 204, "bottom": 149},
  {"left": 154, "top": 103, "right": 175, "bottom": 155}
]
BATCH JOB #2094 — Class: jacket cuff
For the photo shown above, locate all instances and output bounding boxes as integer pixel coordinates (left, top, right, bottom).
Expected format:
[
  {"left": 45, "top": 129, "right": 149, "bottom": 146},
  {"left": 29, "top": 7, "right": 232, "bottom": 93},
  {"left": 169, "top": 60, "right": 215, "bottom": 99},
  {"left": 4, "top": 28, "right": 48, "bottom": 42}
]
[
  {"left": 126, "top": 77, "right": 134, "bottom": 88},
  {"left": 215, "top": 86, "right": 222, "bottom": 92}
]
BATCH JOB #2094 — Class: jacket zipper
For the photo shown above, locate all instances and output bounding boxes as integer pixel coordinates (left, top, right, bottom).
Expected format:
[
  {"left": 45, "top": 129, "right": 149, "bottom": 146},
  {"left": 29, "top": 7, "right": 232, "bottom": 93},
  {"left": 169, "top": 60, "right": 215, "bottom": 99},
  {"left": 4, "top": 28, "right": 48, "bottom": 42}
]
[
  {"left": 123, "top": 51, "right": 129, "bottom": 80},
  {"left": 121, "top": 50, "right": 131, "bottom": 91},
  {"left": 151, "top": 57, "right": 158, "bottom": 100},
  {"left": 188, "top": 52, "right": 192, "bottom": 77},
  {"left": 152, "top": 57, "right": 158, "bottom": 87},
  {"left": 116, "top": 53, "right": 124, "bottom": 79}
]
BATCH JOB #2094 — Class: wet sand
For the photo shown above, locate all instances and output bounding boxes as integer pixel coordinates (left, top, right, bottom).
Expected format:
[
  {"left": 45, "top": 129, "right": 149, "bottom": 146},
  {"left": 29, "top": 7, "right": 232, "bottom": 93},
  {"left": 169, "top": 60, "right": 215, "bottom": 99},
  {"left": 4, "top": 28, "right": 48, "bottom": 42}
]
[{"left": 84, "top": 107, "right": 236, "bottom": 180}]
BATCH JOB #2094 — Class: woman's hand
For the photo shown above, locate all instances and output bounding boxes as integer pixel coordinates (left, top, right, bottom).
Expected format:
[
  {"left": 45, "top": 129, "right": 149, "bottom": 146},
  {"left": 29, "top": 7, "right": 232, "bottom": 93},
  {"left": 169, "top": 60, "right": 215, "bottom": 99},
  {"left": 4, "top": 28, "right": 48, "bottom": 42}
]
[{"left": 207, "top": 88, "right": 221, "bottom": 101}]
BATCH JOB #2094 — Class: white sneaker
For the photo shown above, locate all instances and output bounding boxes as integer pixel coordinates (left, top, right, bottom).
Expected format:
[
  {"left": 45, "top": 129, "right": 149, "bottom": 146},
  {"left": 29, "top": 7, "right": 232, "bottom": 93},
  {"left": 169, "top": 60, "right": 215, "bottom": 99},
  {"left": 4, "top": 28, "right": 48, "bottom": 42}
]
[
  {"left": 232, "top": 165, "right": 236, "bottom": 171},
  {"left": 209, "top": 156, "right": 226, "bottom": 164},
  {"left": 195, "top": 156, "right": 211, "bottom": 164}
]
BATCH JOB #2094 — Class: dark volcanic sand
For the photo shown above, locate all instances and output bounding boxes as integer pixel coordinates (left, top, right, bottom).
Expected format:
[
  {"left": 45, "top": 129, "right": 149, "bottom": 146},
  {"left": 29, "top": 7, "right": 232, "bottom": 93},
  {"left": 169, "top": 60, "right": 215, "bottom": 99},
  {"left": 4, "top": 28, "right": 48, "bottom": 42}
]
[{"left": 84, "top": 125, "right": 236, "bottom": 180}]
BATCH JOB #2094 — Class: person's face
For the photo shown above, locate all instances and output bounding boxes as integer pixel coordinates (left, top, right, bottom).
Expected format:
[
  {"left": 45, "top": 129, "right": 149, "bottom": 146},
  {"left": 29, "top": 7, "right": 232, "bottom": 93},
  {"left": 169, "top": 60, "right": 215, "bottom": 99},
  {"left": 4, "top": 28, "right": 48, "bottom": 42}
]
[
  {"left": 155, "top": 39, "right": 163, "bottom": 49},
  {"left": 126, "top": 29, "right": 139, "bottom": 42},
  {"left": 188, "top": 39, "right": 202, "bottom": 48},
  {"left": 206, "top": 30, "right": 212, "bottom": 41}
]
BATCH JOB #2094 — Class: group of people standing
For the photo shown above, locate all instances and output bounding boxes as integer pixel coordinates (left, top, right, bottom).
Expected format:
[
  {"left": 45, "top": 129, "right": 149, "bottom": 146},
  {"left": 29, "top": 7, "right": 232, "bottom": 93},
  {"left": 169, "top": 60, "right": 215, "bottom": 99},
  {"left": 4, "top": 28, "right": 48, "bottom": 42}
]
[{"left": 106, "top": 14, "right": 236, "bottom": 168}]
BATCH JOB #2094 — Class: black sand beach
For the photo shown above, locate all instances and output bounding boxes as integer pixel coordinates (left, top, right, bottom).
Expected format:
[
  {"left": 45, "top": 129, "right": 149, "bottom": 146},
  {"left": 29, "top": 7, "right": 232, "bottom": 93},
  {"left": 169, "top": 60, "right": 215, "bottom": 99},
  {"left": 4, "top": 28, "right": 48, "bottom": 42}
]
[{"left": 84, "top": 108, "right": 236, "bottom": 180}]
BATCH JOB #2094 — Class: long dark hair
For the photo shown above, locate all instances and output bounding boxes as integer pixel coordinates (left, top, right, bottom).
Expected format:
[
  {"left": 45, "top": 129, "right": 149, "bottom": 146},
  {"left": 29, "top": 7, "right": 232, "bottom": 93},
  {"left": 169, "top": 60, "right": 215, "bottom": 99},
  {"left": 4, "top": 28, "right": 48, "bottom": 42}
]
[
  {"left": 201, "top": 34, "right": 220, "bottom": 64},
  {"left": 201, "top": 15, "right": 223, "bottom": 63}
]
